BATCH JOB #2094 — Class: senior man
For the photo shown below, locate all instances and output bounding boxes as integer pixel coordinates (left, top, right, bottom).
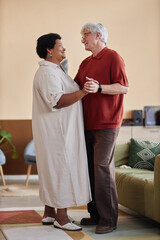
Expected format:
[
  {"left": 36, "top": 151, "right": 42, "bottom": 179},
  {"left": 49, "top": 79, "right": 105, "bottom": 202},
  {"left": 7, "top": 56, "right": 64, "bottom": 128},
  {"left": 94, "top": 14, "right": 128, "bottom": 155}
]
[{"left": 74, "top": 22, "right": 129, "bottom": 234}]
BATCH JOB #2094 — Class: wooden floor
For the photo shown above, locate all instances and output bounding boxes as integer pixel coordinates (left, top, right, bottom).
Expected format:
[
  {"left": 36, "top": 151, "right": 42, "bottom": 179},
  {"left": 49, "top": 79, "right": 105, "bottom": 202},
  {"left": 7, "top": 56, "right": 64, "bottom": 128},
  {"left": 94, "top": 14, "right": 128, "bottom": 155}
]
[
  {"left": 0, "top": 175, "right": 42, "bottom": 209},
  {"left": 1, "top": 176, "right": 160, "bottom": 240},
  {"left": 0, "top": 175, "right": 41, "bottom": 240}
]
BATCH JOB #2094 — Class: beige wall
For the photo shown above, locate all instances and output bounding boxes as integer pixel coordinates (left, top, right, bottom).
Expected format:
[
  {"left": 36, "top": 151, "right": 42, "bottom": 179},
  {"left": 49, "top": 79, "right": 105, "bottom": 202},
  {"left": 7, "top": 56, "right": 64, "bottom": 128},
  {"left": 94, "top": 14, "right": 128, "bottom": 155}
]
[{"left": 0, "top": 0, "right": 160, "bottom": 119}]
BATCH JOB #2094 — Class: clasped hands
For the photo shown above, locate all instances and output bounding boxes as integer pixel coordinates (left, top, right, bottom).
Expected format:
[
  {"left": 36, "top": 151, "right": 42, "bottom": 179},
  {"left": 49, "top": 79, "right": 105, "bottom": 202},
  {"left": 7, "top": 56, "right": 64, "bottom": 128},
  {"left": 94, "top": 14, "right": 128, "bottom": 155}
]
[{"left": 83, "top": 77, "right": 99, "bottom": 93}]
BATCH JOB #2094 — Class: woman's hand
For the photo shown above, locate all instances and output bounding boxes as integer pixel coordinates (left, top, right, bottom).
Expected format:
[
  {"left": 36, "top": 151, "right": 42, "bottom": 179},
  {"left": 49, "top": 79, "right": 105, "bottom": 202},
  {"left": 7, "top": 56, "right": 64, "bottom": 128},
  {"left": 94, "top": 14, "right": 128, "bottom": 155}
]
[{"left": 84, "top": 77, "right": 99, "bottom": 93}]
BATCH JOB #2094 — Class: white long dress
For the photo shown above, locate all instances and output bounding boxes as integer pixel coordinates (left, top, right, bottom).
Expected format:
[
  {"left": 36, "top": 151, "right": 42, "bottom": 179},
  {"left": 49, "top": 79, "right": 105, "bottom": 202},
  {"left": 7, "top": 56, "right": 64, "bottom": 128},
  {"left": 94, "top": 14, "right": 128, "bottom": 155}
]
[{"left": 32, "top": 60, "right": 91, "bottom": 208}]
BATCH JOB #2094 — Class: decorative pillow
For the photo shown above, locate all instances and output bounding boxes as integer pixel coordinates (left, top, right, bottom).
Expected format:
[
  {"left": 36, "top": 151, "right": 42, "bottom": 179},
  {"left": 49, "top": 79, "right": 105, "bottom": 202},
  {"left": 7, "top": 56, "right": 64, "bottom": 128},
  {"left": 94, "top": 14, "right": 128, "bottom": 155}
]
[
  {"left": 114, "top": 143, "right": 130, "bottom": 167},
  {"left": 128, "top": 138, "right": 160, "bottom": 170}
]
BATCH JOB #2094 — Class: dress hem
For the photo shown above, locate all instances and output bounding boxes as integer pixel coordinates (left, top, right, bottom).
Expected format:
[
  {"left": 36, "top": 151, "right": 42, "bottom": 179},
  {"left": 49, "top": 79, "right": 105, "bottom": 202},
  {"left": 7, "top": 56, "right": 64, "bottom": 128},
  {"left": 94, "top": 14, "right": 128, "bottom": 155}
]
[{"left": 40, "top": 196, "right": 92, "bottom": 209}]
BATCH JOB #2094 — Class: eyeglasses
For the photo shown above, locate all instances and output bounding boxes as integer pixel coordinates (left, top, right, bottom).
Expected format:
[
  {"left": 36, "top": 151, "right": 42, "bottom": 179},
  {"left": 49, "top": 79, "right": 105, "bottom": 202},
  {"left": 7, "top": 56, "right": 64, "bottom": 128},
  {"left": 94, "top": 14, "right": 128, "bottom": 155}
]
[{"left": 81, "top": 31, "right": 92, "bottom": 40}]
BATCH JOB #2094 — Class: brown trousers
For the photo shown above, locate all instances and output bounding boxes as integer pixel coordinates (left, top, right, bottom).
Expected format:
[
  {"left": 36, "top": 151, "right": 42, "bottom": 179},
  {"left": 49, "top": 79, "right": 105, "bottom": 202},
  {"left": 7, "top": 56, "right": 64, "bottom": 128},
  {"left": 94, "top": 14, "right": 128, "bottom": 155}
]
[{"left": 85, "top": 128, "right": 119, "bottom": 227}]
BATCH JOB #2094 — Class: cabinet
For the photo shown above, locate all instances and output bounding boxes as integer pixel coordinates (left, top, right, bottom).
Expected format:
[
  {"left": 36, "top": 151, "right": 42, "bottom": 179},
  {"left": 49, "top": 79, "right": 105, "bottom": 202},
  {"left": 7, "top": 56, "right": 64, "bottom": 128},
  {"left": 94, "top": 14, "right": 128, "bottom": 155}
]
[{"left": 117, "top": 126, "right": 160, "bottom": 144}]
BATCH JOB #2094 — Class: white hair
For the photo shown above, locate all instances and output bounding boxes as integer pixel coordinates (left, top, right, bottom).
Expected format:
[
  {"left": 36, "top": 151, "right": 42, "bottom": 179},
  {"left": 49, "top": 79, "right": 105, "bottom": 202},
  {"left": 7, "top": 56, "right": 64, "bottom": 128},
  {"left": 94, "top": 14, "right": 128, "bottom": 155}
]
[{"left": 81, "top": 22, "right": 108, "bottom": 45}]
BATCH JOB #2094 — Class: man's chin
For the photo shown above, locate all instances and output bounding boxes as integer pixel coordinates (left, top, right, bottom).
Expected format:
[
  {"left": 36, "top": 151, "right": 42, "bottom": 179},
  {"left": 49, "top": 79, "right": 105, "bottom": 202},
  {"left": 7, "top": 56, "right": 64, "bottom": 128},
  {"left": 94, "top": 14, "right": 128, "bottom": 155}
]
[{"left": 85, "top": 46, "right": 90, "bottom": 51}]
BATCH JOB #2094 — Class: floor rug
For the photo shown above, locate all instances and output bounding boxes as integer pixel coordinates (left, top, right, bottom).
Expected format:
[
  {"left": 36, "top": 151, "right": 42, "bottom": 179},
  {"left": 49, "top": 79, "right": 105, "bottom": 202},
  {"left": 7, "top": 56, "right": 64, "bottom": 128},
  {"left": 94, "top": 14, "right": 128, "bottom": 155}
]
[
  {"left": 0, "top": 210, "right": 42, "bottom": 225},
  {"left": 2, "top": 226, "right": 73, "bottom": 240},
  {"left": 0, "top": 208, "right": 160, "bottom": 240},
  {"left": 0, "top": 184, "right": 39, "bottom": 197}
]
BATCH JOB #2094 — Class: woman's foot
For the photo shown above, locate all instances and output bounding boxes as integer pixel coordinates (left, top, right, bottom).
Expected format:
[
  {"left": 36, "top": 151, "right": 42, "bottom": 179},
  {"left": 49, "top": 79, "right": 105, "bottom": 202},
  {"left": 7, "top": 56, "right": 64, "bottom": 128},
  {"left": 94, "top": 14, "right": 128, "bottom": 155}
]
[
  {"left": 56, "top": 208, "right": 70, "bottom": 225},
  {"left": 54, "top": 221, "right": 82, "bottom": 231},
  {"left": 42, "top": 216, "right": 55, "bottom": 225},
  {"left": 56, "top": 216, "right": 70, "bottom": 226},
  {"left": 42, "top": 205, "right": 56, "bottom": 225}
]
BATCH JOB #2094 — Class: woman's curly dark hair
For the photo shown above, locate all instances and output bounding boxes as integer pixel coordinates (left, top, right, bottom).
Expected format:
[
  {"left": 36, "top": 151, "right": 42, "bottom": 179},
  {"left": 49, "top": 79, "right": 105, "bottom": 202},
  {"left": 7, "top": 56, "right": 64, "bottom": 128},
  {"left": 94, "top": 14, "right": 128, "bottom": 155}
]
[{"left": 36, "top": 33, "right": 61, "bottom": 59}]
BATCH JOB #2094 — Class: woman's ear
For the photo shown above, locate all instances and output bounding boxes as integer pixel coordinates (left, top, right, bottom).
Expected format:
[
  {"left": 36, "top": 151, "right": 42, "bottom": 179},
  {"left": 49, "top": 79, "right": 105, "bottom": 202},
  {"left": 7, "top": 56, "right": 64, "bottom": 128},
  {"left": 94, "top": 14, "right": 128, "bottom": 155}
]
[
  {"left": 46, "top": 48, "right": 51, "bottom": 54},
  {"left": 46, "top": 48, "right": 52, "bottom": 58}
]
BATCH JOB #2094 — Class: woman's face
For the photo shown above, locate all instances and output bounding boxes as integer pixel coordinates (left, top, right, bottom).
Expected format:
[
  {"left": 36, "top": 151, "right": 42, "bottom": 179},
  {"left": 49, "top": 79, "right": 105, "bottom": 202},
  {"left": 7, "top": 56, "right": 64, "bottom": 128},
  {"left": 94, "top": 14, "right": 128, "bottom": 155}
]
[{"left": 50, "top": 39, "right": 66, "bottom": 63}]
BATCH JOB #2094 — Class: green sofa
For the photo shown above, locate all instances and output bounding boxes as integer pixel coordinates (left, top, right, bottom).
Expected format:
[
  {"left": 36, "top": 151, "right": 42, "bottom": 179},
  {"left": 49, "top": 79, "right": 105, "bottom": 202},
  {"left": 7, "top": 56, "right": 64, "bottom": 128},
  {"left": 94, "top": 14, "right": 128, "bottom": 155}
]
[{"left": 114, "top": 143, "right": 160, "bottom": 223}]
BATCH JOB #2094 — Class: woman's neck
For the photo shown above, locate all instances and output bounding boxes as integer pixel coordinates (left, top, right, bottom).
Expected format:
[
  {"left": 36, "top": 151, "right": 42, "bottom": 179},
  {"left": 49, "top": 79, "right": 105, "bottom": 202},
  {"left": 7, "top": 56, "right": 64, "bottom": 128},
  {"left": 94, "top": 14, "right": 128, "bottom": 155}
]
[{"left": 45, "top": 58, "right": 60, "bottom": 66}]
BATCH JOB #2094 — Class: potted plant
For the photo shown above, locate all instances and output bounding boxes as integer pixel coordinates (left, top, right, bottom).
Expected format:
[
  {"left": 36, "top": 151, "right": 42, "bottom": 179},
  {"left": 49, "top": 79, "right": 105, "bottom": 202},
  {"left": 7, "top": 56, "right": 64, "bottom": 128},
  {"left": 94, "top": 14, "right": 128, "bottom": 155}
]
[{"left": 0, "top": 125, "right": 19, "bottom": 159}]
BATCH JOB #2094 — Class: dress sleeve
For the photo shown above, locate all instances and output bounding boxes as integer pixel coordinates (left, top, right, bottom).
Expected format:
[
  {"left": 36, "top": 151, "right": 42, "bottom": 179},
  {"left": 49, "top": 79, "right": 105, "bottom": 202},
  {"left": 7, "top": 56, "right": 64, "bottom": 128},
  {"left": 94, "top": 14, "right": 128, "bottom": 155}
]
[
  {"left": 110, "top": 52, "right": 128, "bottom": 87},
  {"left": 38, "top": 72, "right": 64, "bottom": 111}
]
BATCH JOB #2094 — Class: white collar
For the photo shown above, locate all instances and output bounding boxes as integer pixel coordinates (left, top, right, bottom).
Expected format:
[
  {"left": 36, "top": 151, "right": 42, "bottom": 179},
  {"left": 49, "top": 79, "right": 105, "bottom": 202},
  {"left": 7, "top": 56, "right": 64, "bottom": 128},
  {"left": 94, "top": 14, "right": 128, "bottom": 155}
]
[{"left": 39, "top": 60, "right": 59, "bottom": 69}]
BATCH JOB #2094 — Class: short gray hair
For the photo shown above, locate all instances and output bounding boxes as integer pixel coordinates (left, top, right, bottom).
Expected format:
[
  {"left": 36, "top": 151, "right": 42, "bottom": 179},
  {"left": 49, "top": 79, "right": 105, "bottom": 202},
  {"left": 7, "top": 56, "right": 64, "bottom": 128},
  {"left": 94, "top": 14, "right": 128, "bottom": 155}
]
[{"left": 81, "top": 22, "right": 108, "bottom": 45}]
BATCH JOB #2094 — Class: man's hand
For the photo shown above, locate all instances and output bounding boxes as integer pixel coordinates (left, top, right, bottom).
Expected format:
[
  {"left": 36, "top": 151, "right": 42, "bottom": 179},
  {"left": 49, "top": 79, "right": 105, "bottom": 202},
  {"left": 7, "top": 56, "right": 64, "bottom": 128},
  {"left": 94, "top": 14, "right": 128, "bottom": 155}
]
[{"left": 84, "top": 77, "right": 99, "bottom": 93}]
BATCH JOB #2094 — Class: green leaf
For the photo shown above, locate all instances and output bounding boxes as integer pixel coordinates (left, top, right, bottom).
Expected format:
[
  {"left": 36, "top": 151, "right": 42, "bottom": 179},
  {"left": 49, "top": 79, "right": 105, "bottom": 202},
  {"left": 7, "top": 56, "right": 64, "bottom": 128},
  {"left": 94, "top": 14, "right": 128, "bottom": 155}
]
[
  {"left": 0, "top": 130, "right": 12, "bottom": 142},
  {"left": 12, "top": 151, "right": 19, "bottom": 159},
  {"left": 0, "top": 125, "right": 18, "bottom": 159}
]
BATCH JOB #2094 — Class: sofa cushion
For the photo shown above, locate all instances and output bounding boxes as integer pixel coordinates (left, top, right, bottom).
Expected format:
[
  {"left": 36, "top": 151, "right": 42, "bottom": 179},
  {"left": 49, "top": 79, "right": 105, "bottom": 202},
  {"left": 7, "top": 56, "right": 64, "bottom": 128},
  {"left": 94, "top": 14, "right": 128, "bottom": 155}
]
[
  {"left": 115, "top": 167, "right": 154, "bottom": 214},
  {"left": 128, "top": 138, "right": 160, "bottom": 170},
  {"left": 114, "top": 143, "right": 130, "bottom": 167}
]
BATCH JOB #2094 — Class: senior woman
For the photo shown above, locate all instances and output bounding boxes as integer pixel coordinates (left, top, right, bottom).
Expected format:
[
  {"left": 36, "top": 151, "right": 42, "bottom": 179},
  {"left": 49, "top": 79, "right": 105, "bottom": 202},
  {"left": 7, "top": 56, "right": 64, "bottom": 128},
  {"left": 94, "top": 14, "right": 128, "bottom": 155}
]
[{"left": 32, "top": 33, "right": 91, "bottom": 231}]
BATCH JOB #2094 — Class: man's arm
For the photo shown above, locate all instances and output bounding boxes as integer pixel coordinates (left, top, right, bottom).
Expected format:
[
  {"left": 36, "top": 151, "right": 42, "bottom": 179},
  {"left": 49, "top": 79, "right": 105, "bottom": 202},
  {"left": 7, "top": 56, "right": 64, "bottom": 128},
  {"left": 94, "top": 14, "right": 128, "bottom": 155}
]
[
  {"left": 100, "top": 83, "right": 128, "bottom": 94},
  {"left": 84, "top": 77, "right": 128, "bottom": 95}
]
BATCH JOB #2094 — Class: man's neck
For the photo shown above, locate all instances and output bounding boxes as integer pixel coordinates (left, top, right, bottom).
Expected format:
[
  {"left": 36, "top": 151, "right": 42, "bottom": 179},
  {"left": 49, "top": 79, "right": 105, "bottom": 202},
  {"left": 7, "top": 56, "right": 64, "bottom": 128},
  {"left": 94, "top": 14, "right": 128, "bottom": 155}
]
[{"left": 92, "top": 43, "right": 106, "bottom": 57}]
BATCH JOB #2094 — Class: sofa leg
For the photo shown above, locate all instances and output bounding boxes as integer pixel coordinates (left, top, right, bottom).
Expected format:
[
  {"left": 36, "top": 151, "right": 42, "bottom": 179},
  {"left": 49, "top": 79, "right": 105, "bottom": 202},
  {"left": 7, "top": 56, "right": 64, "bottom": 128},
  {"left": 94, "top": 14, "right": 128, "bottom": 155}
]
[
  {"left": 25, "top": 165, "right": 32, "bottom": 186},
  {"left": 0, "top": 165, "right": 6, "bottom": 186}
]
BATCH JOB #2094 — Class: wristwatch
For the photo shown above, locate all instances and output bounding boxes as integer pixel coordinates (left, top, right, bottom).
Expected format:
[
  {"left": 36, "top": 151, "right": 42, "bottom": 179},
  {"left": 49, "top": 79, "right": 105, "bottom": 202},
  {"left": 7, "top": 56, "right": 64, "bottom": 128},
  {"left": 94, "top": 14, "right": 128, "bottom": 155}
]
[{"left": 97, "top": 84, "right": 102, "bottom": 93}]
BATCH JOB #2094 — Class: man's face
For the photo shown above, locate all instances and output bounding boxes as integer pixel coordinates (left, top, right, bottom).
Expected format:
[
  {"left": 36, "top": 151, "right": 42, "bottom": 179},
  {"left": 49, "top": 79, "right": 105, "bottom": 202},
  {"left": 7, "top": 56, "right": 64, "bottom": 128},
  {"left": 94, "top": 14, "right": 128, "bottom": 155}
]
[{"left": 81, "top": 29, "right": 99, "bottom": 52}]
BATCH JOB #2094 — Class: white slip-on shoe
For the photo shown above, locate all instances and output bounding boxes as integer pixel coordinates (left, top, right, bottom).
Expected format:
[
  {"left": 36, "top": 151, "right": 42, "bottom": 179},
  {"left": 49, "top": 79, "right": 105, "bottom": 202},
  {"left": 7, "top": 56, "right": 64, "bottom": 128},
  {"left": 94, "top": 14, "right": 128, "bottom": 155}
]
[
  {"left": 54, "top": 220, "right": 82, "bottom": 231},
  {"left": 42, "top": 217, "right": 74, "bottom": 225},
  {"left": 42, "top": 217, "right": 55, "bottom": 225}
]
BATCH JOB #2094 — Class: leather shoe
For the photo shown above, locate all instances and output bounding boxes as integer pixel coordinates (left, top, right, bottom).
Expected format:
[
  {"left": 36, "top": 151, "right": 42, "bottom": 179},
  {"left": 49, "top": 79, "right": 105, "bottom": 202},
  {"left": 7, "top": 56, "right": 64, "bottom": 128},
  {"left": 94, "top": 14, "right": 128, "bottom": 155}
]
[
  {"left": 96, "top": 224, "right": 117, "bottom": 234},
  {"left": 80, "top": 217, "right": 99, "bottom": 225}
]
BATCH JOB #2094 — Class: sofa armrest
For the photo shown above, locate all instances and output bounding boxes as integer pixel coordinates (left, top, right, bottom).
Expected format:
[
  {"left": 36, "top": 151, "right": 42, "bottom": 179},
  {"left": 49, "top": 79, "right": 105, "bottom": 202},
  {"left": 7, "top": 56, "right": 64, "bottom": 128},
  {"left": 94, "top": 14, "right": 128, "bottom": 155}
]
[
  {"left": 154, "top": 154, "right": 160, "bottom": 221},
  {"left": 154, "top": 154, "right": 160, "bottom": 188}
]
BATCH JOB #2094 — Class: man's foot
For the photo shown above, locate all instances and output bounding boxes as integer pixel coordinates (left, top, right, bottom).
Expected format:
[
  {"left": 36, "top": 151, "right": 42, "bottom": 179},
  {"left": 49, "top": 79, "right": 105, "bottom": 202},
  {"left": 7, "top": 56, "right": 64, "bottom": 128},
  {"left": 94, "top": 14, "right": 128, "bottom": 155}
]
[
  {"left": 80, "top": 217, "right": 99, "bottom": 225},
  {"left": 95, "top": 224, "right": 117, "bottom": 234}
]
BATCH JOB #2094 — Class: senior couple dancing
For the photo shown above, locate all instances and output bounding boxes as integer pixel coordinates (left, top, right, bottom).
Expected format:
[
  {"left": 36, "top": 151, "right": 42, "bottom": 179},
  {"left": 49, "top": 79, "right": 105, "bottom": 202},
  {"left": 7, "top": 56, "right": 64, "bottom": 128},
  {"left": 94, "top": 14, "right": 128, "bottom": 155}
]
[{"left": 32, "top": 22, "right": 128, "bottom": 234}]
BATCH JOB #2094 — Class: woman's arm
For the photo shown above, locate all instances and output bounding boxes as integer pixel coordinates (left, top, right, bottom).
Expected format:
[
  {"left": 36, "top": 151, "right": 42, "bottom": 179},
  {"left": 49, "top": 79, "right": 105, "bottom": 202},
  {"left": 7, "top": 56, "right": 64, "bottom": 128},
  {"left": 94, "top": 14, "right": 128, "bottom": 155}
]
[{"left": 55, "top": 89, "right": 87, "bottom": 109}]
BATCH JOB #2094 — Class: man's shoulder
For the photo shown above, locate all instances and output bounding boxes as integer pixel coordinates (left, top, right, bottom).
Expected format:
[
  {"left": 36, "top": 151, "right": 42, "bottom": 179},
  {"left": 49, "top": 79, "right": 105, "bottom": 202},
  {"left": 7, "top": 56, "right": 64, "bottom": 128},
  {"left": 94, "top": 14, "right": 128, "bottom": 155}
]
[
  {"left": 82, "top": 55, "right": 92, "bottom": 63},
  {"left": 78, "top": 55, "right": 92, "bottom": 69},
  {"left": 104, "top": 47, "right": 120, "bottom": 57},
  {"left": 104, "top": 48, "right": 124, "bottom": 63}
]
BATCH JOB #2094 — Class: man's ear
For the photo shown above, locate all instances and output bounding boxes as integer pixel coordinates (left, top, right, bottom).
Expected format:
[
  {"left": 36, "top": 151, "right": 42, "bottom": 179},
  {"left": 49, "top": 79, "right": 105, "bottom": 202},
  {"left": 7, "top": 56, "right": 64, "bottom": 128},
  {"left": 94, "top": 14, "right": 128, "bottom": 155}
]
[{"left": 96, "top": 32, "right": 101, "bottom": 40}]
